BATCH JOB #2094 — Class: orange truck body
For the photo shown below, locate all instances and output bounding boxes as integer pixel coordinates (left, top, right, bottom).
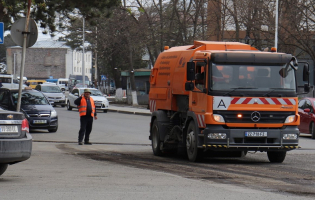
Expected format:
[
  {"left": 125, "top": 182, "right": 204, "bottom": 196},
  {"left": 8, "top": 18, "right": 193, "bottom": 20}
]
[{"left": 149, "top": 41, "right": 304, "bottom": 162}]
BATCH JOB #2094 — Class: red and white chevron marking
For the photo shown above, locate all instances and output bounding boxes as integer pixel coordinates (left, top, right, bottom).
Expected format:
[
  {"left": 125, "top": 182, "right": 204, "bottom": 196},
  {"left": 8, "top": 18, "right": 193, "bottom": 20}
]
[
  {"left": 196, "top": 114, "right": 205, "bottom": 128},
  {"left": 231, "top": 97, "right": 296, "bottom": 105},
  {"left": 150, "top": 100, "right": 156, "bottom": 112}
]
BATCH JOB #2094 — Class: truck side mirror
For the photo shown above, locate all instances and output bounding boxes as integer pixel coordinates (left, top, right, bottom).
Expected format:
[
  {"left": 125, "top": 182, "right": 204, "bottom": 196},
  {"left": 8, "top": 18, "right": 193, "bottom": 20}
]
[
  {"left": 185, "top": 82, "right": 194, "bottom": 91},
  {"left": 186, "top": 62, "right": 195, "bottom": 81},
  {"left": 303, "top": 63, "right": 310, "bottom": 82}
]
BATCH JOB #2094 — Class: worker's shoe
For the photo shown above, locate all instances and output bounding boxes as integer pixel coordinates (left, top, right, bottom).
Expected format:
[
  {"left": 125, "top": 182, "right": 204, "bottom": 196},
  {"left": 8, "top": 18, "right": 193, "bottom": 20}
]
[
  {"left": 84, "top": 141, "right": 92, "bottom": 145},
  {"left": 78, "top": 142, "right": 83, "bottom": 145}
]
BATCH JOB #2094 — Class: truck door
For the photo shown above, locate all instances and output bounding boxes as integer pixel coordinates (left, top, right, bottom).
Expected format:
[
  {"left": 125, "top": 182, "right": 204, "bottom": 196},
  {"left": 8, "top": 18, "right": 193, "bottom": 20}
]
[{"left": 191, "top": 63, "right": 208, "bottom": 119}]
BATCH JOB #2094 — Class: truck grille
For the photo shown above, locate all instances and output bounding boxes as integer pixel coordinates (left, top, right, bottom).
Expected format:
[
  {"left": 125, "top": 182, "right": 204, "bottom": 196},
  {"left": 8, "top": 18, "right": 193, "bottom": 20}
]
[{"left": 213, "top": 111, "right": 295, "bottom": 123}]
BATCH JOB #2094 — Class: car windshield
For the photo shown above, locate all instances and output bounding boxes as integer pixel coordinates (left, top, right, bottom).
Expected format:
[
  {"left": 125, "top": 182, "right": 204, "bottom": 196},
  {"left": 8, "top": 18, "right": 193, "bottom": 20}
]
[
  {"left": 210, "top": 63, "right": 296, "bottom": 91},
  {"left": 41, "top": 86, "right": 62, "bottom": 93},
  {"left": 91, "top": 90, "right": 103, "bottom": 96},
  {"left": 79, "top": 89, "right": 103, "bottom": 96},
  {"left": 12, "top": 92, "right": 49, "bottom": 105}
]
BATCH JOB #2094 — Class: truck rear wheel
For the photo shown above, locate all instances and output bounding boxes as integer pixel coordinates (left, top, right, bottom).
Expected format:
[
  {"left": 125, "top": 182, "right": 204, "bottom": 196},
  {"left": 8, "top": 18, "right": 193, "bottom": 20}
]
[
  {"left": 186, "top": 121, "right": 203, "bottom": 162},
  {"left": 267, "top": 151, "right": 286, "bottom": 163},
  {"left": 151, "top": 120, "right": 163, "bottom": 156},
  {"left": 0, "top": 164, "right": 8, "bottom": 176}
]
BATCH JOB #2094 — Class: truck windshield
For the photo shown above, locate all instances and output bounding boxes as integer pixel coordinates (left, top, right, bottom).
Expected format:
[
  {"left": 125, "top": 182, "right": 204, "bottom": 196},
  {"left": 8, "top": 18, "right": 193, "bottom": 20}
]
[{"left": 210, "top": 63, "right": 296, "bottom": 92}]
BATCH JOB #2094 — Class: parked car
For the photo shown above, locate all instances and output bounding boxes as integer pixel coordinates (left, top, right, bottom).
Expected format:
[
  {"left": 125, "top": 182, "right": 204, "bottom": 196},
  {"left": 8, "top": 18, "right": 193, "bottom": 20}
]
[
  {"left": 0, "top": 88, "right": 58, "bottom": 132},
  {"left": 73, "top": 83, "right": 88, "bottom": 89},
  {"left": 298, "top": 97, "right": 315, "bottom": 139},
  {"left": 67, "top": 88, "right": 109, "bottom": 113},
  {"left": 35, "top": 83, "right": 66, "bottom": 107},
  {"left": 0, "top": 108, "right": 32, "bottom": 177}
]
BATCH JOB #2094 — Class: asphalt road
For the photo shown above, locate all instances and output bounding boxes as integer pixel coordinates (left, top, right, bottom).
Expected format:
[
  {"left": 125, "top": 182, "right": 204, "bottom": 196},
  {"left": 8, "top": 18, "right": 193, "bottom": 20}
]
[{"left": 1, "top": 106, "right": 315, "bottom": 200}]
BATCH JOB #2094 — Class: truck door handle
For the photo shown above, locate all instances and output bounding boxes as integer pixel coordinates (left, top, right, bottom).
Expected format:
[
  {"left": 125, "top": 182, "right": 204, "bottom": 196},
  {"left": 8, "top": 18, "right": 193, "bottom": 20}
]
[{"left": 192, "top": 100, "right": 196, "bottom": 104}]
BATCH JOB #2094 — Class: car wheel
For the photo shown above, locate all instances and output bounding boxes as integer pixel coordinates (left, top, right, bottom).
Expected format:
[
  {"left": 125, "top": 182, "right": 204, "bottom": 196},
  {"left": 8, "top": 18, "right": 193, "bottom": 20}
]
[
  {"left": 48, "top": 126, "right": 58, "bottom": 133},
  {"left": 151, "top": 119, "right": 163, "bottom": 156},
  {"left": 310, "top": 122, "right": 315, "bottom": 139},
  {"left": 67, "top": 101, "right": 72, "bottom": 110},
  {"left": 103, "top": 109, "right": 107, "bottom": 113},
  {"left": 0, "top": 164, "right": 8, "bottom": 176},
  {"left": 186, "top": 121, "right": 203, "bottom": 162},
  {"left": 267, "top": 151, "right": 286, "bottom": 163}
]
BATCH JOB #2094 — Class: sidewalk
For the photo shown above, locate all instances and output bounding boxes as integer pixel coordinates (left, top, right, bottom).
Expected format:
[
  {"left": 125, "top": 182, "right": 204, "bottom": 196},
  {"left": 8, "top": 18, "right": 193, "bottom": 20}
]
[{"left": 108, "top": 103, "right": 151, "bottom": 116}]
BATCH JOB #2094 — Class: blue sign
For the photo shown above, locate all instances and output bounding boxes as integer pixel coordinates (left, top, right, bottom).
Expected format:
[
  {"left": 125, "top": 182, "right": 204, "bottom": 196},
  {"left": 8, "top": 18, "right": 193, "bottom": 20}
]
[
  {"left": 0, "top": 22, "right": 3, "bottom": 44},
  {"left": 49, "top": 76, "right": 53, "bottom": 79},
  {"left": 101, "top": 75, "right": 106, "bottom": 81}
]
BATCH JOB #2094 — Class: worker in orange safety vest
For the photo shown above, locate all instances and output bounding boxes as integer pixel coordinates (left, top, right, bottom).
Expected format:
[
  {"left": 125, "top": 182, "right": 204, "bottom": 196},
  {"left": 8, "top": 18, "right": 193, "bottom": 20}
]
[{"left": 74, "top": 88, "right": 98, "bottom": 145}]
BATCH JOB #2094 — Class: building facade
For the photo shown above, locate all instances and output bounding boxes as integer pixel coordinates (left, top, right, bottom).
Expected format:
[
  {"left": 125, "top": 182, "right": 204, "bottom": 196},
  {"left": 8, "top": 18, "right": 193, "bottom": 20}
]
[{"left": 6, "top": 40, "right": 92, "bottom": 80}]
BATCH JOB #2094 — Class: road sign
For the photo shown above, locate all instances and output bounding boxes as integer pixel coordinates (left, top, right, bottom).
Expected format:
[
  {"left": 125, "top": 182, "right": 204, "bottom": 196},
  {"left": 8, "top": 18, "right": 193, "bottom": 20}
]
[
  {"left": 101, "top": 75, "right": 107, "bottom": 81},
  {"left": 10, "top": 18, "right": 38, "bottom": 48},
  {"left": 0, "top": 22, "right": 4, "bottom": 44}
]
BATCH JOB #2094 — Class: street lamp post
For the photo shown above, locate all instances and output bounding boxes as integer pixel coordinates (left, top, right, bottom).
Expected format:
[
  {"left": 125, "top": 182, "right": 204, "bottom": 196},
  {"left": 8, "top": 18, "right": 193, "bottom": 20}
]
[
  {"left": 13, "top": 53, "right": 16, "bottom": 79},
  {"left": 275, "top": 0, "right": 278, "bottom": 51},
  {"left": 82, "top": 17, "right": 85, "bottom": 87}
]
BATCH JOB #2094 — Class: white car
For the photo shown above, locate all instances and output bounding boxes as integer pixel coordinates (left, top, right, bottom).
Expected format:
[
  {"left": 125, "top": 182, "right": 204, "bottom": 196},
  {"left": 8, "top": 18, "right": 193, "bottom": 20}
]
[{"left": 67, "top": 88, "right": 109, "bottom": 113}]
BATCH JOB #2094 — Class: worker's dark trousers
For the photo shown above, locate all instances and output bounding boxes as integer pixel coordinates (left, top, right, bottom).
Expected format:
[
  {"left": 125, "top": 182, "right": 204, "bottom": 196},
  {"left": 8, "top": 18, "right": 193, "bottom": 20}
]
[{"left": 78, "top": 115, "right": 93, "bottom": 142}]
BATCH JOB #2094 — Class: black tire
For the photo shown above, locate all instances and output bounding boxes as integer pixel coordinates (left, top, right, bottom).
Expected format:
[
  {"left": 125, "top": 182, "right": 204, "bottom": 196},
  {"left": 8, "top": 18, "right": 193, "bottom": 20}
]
[
  {"left": 48, "top": 126, "right": 58, "bottom": 133},
  {"left": 103, "top": 109, "right": 107, "bottom": 113},
  {"left": 61, "top": 105, "right": 65, "bottom": 107},
  {"left": 67, "top": 101, "right": 72, "bottom": 110},
  {"left": 151, "top": 120, "right": 163, "bottom": 156},
  {"left": 0, "top": 164, "right": 8, "bottom": 176},
  {"left": 186, "top": 121, "right": 203, "bottom": 162},
  {"left": 267, "top": 151, "right": 286, "bottom": 163},
  {"left": 310, "top": 122, "right": 315, "bottom": 139}
]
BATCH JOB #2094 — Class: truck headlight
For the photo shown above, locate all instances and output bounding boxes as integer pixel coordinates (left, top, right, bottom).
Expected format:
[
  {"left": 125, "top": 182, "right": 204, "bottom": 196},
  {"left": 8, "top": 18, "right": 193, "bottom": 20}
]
[
  {"left": 213, "top": 114, "right": 225, "bottom": 123},
  {"left": 283, "top": 133, "right": 298, "bottom": 140},
  {"left": 208, "top": 133, "right": 227, "bottom": 139},
  {"left": 284, "top": 115, "right": 295, "bottom": 123},
  {"left": 51, "top": 110, "right": 57, "bottom": 117}
]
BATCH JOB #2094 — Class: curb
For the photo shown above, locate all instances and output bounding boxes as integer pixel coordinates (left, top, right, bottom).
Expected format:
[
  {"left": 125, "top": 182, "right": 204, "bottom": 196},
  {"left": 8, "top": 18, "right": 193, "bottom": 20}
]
[{"left": 108, "top": 109, "right": 151, "bottom": 116}]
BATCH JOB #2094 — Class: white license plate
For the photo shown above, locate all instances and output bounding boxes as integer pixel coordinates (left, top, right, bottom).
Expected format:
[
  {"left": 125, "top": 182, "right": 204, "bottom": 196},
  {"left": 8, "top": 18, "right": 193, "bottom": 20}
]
[
  {"left": 0, "top": 126, "right": 18, "bottom": 133},
  {"left": 245, "top": 132, "right": 267, "bottom": 137},
  {"left": 33, "top": 120, "right": 47, "bottom": 124}
]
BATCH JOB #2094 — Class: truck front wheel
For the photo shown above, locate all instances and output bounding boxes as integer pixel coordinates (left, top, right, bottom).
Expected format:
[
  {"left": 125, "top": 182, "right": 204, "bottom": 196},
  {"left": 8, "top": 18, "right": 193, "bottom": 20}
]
[
  {"left": 186, "top": 121, "right": 203, "bottom": 162},
  {"left": 267, "top": 151, "right": 286, "bottom": 163},
  {"left": 151, "top": 120, "right": 163, "bottom": 156}
]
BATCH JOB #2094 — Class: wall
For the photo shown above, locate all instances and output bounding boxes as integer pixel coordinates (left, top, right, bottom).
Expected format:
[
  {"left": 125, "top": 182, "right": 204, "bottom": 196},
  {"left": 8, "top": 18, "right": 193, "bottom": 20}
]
[{"left": 6, "top": 47, "right": 68, "bottom": 79}]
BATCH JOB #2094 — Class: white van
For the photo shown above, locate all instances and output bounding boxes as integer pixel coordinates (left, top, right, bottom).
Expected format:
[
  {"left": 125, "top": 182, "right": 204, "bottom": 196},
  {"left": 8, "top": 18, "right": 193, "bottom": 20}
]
[
  {"left": 57, "top": 78, "right": 69, "bottom": 91},
  {"left": 0, "top": 74, "right": 26, "bottom": 89},
  {"left": 17, "top": 76, "right": 27, "bottom": 84}
]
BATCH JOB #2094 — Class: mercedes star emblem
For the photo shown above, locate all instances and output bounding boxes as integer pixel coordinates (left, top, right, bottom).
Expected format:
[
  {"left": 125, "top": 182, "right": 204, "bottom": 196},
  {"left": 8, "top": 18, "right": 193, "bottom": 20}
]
[{"left": 251, "top": 111, "right": 261, "bottom": 122}]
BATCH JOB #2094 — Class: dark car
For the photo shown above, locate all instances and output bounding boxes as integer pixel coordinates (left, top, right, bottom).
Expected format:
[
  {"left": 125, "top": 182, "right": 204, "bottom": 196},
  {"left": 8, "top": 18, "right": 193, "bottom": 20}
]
[
  {"left": 298, "top": 97, "right": 315, "bottom": 139},
  {"left": 0, "top": 108, "right": 32, "bottom": 177},
  {"left": 0, "top": 88, "right": 58, "bottom": 132}
]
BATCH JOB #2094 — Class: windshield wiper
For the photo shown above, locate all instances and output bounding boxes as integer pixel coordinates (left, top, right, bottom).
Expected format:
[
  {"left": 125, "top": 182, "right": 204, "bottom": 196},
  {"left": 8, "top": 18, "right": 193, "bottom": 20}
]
[
  {"left": 223, "top": 87, "right": 257, "bottom": 96},
  {"left": 263, "top": 88, "right": 293, "bottom": 97}
]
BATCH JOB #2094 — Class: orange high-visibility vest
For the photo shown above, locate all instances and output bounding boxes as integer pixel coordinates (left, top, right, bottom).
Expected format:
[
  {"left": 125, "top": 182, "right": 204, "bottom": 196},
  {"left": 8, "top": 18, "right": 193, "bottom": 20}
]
[{"left": 78, "top": 97, "right": 96, "bottom": 117}]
